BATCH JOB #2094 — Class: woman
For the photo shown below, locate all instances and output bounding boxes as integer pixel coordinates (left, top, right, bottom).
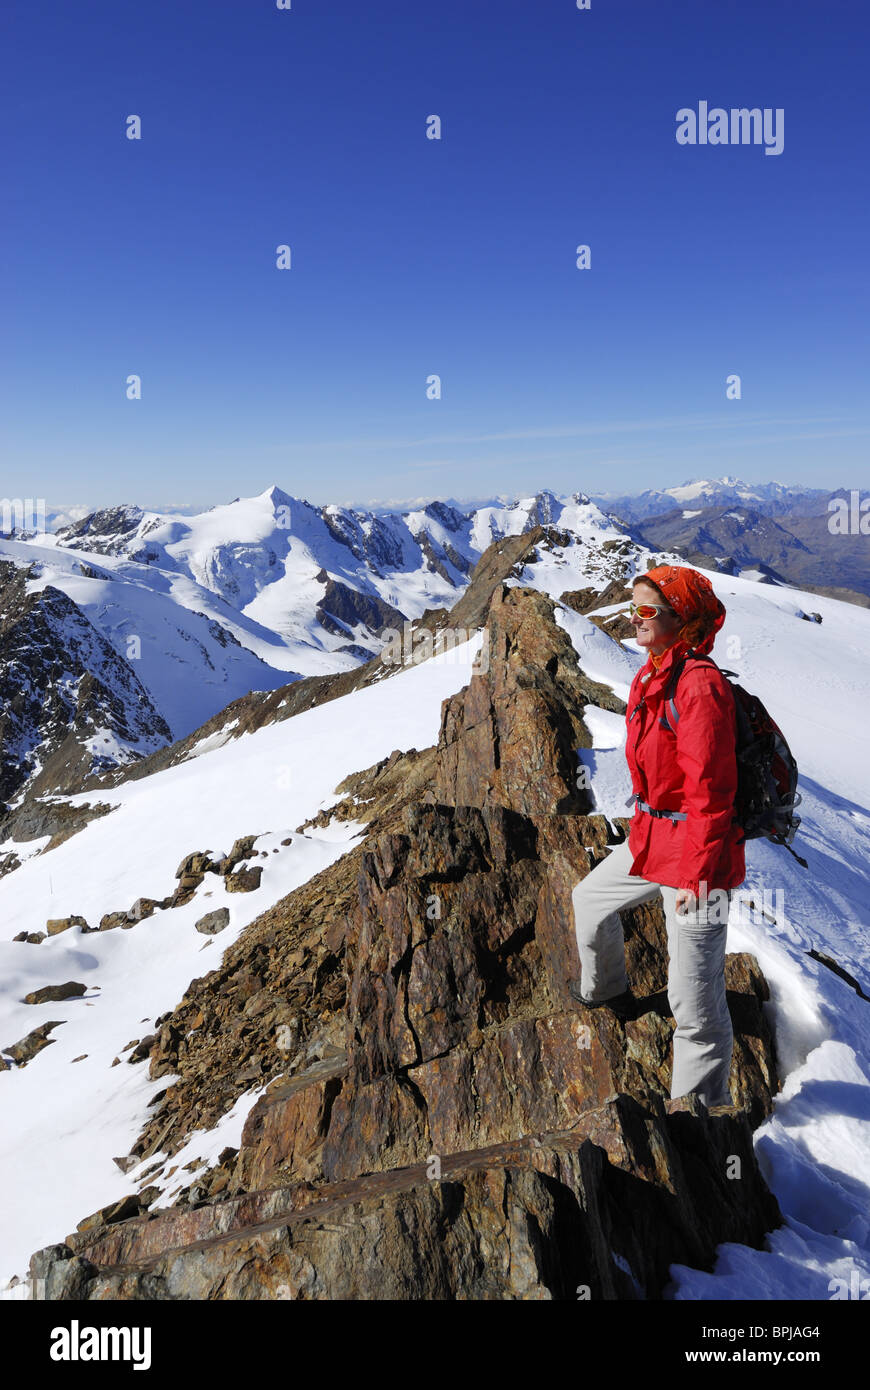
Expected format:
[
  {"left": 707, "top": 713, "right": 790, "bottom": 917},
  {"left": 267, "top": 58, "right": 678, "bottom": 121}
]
[{"left": 568, "top": 564, "right": 745, "bottom": 1110}]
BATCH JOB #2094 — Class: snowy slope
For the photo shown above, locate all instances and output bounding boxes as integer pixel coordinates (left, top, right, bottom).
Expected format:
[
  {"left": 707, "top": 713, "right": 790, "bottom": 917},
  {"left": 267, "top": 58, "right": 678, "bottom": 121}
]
[
  {"left": 0, "top": 536, "right": 299, "bottom": 744},
  {"left": 1, "top": 533, "right": 868, "bottom": 1300},
  {"left": 0, "top": 486, "right": 626, "bottom": 750},
  {"left": 0, "top": 635, "right": 484, "bottom": 1283}
]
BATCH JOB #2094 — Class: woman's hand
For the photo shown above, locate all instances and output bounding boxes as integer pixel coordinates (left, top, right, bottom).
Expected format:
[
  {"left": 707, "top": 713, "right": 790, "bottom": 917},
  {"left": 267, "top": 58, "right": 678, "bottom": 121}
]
[{"left": 675, "top": 888, "right": 696, "bottom": 916}]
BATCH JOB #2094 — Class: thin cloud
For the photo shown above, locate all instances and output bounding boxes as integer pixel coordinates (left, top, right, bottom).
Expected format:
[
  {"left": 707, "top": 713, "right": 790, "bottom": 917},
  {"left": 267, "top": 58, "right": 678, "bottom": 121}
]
[{"left": 266, "top": 413, "right": 855, "bottom": 454}]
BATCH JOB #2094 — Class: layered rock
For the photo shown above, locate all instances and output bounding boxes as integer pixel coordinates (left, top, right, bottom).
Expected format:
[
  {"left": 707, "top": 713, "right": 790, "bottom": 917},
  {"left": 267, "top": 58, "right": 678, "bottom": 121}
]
[{"left": 30, "top": 583, "right": 783, "bottom": 1299}]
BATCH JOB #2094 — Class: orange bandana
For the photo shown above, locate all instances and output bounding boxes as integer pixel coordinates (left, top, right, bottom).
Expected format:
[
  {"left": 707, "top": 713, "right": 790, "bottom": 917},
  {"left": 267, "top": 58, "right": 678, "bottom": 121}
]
[{"left": 644, "top": 565, "right": 726, "bottom": 656}]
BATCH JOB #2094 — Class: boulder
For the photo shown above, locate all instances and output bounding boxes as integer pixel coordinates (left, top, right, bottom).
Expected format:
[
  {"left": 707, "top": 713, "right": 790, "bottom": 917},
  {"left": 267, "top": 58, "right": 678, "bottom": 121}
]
[
  {"left": 75, "top": 1195, "right": 141, "bottom": 1233},
  {"left": 128, "top": 897, "right": 158, "bottom": 922},
  {"left": 46, "top": 915, "right": 89, "bottom": 936},
  {"left": 228, "top": 835, "right": 258, "bottom": 863},
  {"left": 127, "top": 1035, "right": 157, "bottom": 1064},
  {"left": 4, "top": 1021, "right": 65, "bottom": 1065},
  {"left": 195, "top": 908, "right": 230, "bottom": 936},
  {"left": 23, "top": 981, "right": 87, "bottom": 1005},
  {"left": 225, "top": 866, "right": 262, "bottom": 893},
  {"left": 99, "top": 911, "right": 128, "bottom": 932},
  {"left": 175, "top": 852, "right": 214, "bottom": 879}
]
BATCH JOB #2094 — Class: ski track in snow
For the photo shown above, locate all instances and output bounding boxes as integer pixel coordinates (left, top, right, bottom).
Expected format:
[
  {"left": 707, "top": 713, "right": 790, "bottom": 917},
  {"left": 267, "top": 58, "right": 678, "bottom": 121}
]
[{"left": 1, "top": 544, "right": 869, "bottom": 1302}]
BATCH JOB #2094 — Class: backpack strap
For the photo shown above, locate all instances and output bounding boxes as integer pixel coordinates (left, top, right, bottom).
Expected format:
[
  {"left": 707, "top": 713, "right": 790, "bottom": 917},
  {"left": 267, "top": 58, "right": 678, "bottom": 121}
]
[{"left": 659, "top": 651, "right": 717, "bottom": 732}]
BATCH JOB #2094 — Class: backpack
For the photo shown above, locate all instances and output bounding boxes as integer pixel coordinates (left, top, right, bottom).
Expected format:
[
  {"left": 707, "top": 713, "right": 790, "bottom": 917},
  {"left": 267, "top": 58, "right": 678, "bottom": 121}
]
[{"left": 659, "top": 653, "right": 809, "bottom": 868}]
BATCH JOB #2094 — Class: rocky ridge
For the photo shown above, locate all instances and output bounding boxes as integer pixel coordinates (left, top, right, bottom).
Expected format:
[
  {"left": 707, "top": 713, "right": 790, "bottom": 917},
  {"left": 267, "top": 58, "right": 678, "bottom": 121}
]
[{"left": 29, "top": 582, "right": 783, "bottom": 1299}]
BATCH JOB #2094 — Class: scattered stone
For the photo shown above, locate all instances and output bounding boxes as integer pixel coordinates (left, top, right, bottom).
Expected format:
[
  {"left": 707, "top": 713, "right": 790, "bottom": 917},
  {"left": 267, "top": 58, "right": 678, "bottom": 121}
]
[
  {"left": 808, "top": 948, "right": 870, "bottom": 1001},
  {"left": 75, "top": 1194, "right": 141, "bottom": 1233},
  {"left": 195, "top": 907, "right": 230, "bottom": 936},
  {"left": 136, "top": 1161, "right": 165, "bottom": 1183},
  {"left": 175, "top": 851, "right": 214, "bottom": 879},
  {"left": 46, "top": 916, "right": 89, "bottom": 936},
  {"left": 4, "top": 1021, "right": 65, "bottom": 1065},
  {"left": 280, "top": 838, "right": 292, "bottom": 846},
  {"left": 225, "top": 866, "right": 262, "bottom": 894},
  {"left": 13, "top": 931, "right": 27, "bottom": 942},
  {"left": 112, "top": 1155, "right": 139, "bottom": 1174},
  {"left": 127, "top": 1035, "right": 156, "bottom": 1064},
  {"left": 71, "top": 1055, "right": 87, "bottom": 1063},
  {"left": 23, "top": 981, "right": 87, "bottom": 1005},
  {"left": 128, "top": 897, "right": 158, "bottom": 922},
  {"left": 228, "top": 835, "right": 258, "bottom": 863},
  {"left": 25, "top": 933, "right": 46, "bottom": 944},
  {"left": 99, "top": 911, "right": 128, "bottom": 932}
]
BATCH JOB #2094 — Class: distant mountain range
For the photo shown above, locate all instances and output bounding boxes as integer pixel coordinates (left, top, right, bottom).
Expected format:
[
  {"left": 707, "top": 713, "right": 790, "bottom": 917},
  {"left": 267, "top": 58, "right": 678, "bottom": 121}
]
[
  {"left": 0, "top": 476, "right": 866, "bottom": 827},
  {"left": 586, "top": 477, "right": 870, "bottom": 605},
  {"left": 2, "top": 478, "right": 870, "bottom": 1302},
  {"left": 0, "top": 487, "right": 630, "bottom": 818},
  {"left": 589, "top": 476, "right": 832, "bottom": 522}
]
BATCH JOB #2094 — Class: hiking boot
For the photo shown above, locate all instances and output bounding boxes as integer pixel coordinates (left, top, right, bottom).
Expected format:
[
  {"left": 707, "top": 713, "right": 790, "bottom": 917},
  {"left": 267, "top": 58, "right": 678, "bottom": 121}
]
[{"left": 568, "top": 980, "right": 636, "bottom": 1021}]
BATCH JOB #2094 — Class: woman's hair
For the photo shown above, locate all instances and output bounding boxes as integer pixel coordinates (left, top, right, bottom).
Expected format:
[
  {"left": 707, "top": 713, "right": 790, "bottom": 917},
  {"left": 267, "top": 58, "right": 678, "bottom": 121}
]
[{"left": 632, "top": 575, "right": 717, "bottom": 651}]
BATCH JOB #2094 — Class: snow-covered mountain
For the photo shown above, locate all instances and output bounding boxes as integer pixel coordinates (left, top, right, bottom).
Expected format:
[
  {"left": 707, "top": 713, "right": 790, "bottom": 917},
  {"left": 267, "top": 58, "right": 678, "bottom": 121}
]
[
  {"left": 0, "top": 487, "right": 628, "bottom": 806},
  {"left": 0, "top": 525, "right": 869, "bottom": 1298},
  {"left": 592, "top": 477, "right": 830, "bottom": 523},
  {"left": 0, "top": 559, "right": 171, "bottom": 813}
]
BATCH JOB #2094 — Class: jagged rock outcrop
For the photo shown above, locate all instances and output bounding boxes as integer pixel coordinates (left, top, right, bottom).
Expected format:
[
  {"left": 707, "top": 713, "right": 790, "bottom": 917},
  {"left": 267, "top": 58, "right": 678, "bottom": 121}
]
[
  {"left": 313, "top": 571, "right": 408, "bottom": 642},
  {"left": 30, "top": 584, "right": 783, "bottom": 1299}
]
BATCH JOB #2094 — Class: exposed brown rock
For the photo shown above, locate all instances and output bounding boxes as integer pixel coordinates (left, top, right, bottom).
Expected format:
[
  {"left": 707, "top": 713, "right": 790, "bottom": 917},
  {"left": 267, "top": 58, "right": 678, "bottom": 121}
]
[
  {"left": 4, "top": 1020, "right": 65, "bottom": 1066},
  {"left": 46, "top": 915, "right": 89, "bottom": 936},
  {"left": 129, "top": 897, "right": 159, "bottom": 922},
  {"left": 430, "top": 584, "right": 612, "bottom": 814},
  {"left": 45, "top": 1093, "right": 779, "bottom": 1301},
  {"left": 28, "top": 583, "right": 783, "bottom": 1300},
  {"left": 225, "top": 866, "right": 262, "bottom": 893},
  {"left": 560, "top": 576, "right": 632, "bottom": 615},
  {"left": 99, "top": 911, "right": 128, "bottom": 932},
  {"left": 23, "top": 981, "right": 87, "bottom": 1005}
]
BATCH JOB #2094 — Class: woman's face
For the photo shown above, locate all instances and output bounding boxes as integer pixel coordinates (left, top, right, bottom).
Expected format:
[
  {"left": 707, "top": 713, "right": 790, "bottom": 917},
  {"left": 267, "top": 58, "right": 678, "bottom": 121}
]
[{"left": 631, "top": 581, "right": 684, "bottom": 655}]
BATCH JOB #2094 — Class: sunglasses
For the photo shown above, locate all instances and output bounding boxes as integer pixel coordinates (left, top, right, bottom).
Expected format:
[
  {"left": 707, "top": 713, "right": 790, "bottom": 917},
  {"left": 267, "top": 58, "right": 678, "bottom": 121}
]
[{"left": 629, "top": 601, "right": 678, "bottom": 619}]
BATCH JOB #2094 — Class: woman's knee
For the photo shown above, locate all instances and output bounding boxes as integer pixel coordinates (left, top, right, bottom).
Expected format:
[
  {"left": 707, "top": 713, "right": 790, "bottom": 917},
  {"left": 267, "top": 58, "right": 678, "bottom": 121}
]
[{"left": 668, "top": 971, "right": 731, "bottom": 1035}]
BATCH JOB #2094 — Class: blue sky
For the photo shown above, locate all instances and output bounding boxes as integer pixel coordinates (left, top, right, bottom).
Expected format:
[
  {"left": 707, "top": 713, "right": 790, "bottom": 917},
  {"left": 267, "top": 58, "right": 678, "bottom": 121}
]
[{"left": 2, "top": 0, "right": 868, "bottom": 516}]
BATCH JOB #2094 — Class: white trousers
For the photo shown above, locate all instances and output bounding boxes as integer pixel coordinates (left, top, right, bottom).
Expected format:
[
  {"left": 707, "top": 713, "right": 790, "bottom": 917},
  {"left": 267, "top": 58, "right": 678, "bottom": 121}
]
[{"left": 570, "top": 835, "right": 734, "bottom": 1108}]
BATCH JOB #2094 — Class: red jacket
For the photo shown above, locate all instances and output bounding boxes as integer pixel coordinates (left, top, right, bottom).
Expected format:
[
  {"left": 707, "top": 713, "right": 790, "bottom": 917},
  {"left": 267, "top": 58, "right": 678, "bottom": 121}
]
[{"left": 624, "top": 640, "right": 746, "bottom": 894}]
